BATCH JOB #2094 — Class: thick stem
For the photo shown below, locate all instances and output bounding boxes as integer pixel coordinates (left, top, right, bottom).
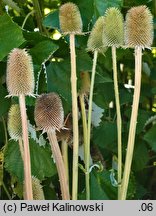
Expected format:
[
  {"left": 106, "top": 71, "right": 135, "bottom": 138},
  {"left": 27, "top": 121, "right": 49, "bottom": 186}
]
[
  {"left": 19, "top": 94, "right": 33, "bottom": 200},
  {"left": 61, "top": 139, "right": 69, "bottom": 185},
  {"left": 112, "top": 46, "right": 122, "bottom": 199},
  {"left": 79, "top": 93, "right": 89, "bottom": 199},
  {"left": 48, "top": 131, "right": 70, "bottom": 200},
  {"left": 69, "top": 34, "right": 79, "bottom": 200},
  {"left": 86, "top": 50, "right": 98, "bottom": 200},
  {"left": 120, "top": 47, "right": 142, "bottom": 200}
]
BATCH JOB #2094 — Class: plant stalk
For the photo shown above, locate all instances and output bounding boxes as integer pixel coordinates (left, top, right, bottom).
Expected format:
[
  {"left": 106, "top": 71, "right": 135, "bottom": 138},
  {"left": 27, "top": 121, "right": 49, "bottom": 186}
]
[
  {"left": 120, "top": 46, "right": 142, "bottom": 200},
  {"left": 19, "top": 94, "right": 33, "bottom": 200},
  {"left": 18, "top": 137, "right": 24, "bottom": 161},
  {"left": 48, "top": 131, "right": 70, "bottom": 200},
  {"left": 112, "top": 46, "right": 122, "bottom": 199},
  {"left": 69, "top": 33, "right": 79, "bottom": 200},
  {"left": 87, "top": 50, "right": 98, "bottom": 200},
  {"left": 61, "top": 139, "right": 69, "bottom": 185},
  {"left": 79, "top": 93, "right": 89, "bottom": 199}
]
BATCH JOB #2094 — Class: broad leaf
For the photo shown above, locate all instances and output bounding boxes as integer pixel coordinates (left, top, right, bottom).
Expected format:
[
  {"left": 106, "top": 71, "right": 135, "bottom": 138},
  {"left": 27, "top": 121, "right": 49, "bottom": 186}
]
[{"left": 0, "top": 14, "right": 25, "bottom": 60}]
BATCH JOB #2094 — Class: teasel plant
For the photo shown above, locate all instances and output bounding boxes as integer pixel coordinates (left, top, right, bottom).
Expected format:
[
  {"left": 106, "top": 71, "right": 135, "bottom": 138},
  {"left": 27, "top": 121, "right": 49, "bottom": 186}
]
[
  {"left": 59, "top": 2, "right": 82, "bottom": 200},
  {"left": 6, "top": 48, "right": 34, "bottom": 200},
  {"left": 102, "top": 7, "right": 124, "bottom": 199},
  {"left": 120, "top": 5, "right": 153, "bottom": 200},
  {"left": 86, "top": 17, "right": 106, "bottom": 199},
  {"left": 7, "top": 104, "right": 24, "bottom": 161},
  {"left": 32, "top": 176, "right": 45, "bottom": 200},
  {"left": 34, "top": 93, "right": 70, "bottom": 200},
  {"left": 56, "top": 113, "right": 73, "bottom": 187}
]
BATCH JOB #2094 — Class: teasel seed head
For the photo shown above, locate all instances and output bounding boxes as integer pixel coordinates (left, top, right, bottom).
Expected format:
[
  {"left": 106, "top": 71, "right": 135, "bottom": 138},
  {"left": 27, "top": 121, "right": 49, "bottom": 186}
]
[
  {"left": 87, "top": 16, "right": 106, "bottom": 53},
  {"left": 103, "top": 7, "right": 124, "bottom": 47},
  {"left": 56, "top": 113, "right": 72, "bottom": 144},
  {"left": 34, "top": 93, "right": 64, "bottom": 133},
  {"left": 125, "top": 5, "right": 153, "bottom": 48},
  {"left": 8, "top": 104, "right": 22, "bottom": 140},
  {"left": 32, "top": 176, "right": 45, "bottom": 200},
  {"left": 59, "top": 2, "right": 82, "bottom": 34},
  {"left": 6, "top": 48, "right": 34, "bottom": 96}
]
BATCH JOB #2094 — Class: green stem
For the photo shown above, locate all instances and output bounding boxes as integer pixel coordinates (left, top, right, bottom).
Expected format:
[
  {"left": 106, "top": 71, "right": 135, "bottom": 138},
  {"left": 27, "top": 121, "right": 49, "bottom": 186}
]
[
  {"left": 70, "top": 34, "right": 79, "bottom": 200},
  {"left": 32, "top": 0, "right": 47, "bottom": 35},
  {"left": 112, "top": 46, "right": 122, "bottom": 199},
  {"left": 19, "top": 94, "right": 33, "bottom": 200},
  {"left": 79, "top": 93, "right": 88, "bottom": 199},
  {"left": 48, "top": 131, "right": 70, "bottom": 200},
  {"left": 2, "top": 182, "right": 11, "bottom": 200},
  {"left": 87, "top": 50, "right": 98, "bottom": 200},
  {"left": 1, "top": 116, "right": 8, "bottom": 147},
  {"left": 22, "top": 10, "right": 34, "bottom": 29},
  {"left": 61, "top": 140, "right": 69, "bottom": 186},
  {"left": 120, "top": 47, "right": 142, "bottom": 200}
]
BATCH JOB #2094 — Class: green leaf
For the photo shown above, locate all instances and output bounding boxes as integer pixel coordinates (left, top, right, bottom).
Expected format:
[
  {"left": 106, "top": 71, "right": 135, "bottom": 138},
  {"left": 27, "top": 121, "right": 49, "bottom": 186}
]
[
  {"left": 132, "top": 140, "right": 149, "bottom": 171},
  {"left": 43, "top": 10, "right": 60, "bottom": 30},
  {"left": 4, "top": 139, "right": 57, "bottom": 182},
  {"left": 0, "top": 85, "right": 11, "bottom": 117},
  {"left": 90, "top": 171, "right": 109, "bottom": 200},
  {"left": 29, "top": 40, "right": 59, "bottom": 65},
  {"left": 0, "top": 14, "right": 25, "bottom": 60},
  {"left": 94, "top": 0, "right": 123, "bottom": 17},
  {"left": 143, "top": 124, "right": 156, "bottom": 152},
  {"left": 46, "top": 61, "right": 71, "bottom": 105},
  {"left": 93, "top": 122, "right": 117, "bottom": 151}
]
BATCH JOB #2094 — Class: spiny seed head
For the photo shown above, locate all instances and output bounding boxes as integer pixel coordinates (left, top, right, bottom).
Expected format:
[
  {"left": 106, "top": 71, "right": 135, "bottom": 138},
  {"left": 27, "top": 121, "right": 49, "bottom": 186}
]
[
  {"left": 59, "top": 2, "right": 82, "bottom": 34},
  {"left": 87, "top": 17, "right": 106, "bottom": 53},
  {"left": 6, "top": 48, "right": 34, "bottom": 96},
  {"left": 103, "top": 7, "right": 124, "bottom": 47},
  {"left": 32, "top": 176, "right": 45, "bottom": 200},
  {"left": 125, "top": 5, "right": 153, "bottom": 48},
  {"left": 34, "top": 93, "right": 64, "bottom": 133},
  {"left": 56, "top": 113, "right": 72, "bottom": 143},
  {"left": 8, "top": 104, "right": 22, "bottom": 140}
]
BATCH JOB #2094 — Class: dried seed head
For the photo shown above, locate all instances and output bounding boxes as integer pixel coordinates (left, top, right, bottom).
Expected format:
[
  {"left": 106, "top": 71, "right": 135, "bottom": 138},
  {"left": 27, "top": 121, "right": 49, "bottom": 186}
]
[
  {"left": 87, "top": 17, "right": 106, "bottom": 53},
  {"left": 32, "top": 176, "right": 45, "bottom": 200},
  {"left": 34, "top": 93, "right": 64, "bottom": 132},
  {"left": 6, "top": 48, "right": 34, "bottom": 96},
  {"left": 103, "top": 7, "right": 124, "bottom": 47},
  {"left": 125, "top": 5, "right": 153, "bottom": 48},
  {"left": 56, "top": 113, "right": 72, "bottom": 144},
  {"left": 59, "top": 2, "right": 82, "bottom": 34},
  {"left": 8, "top": 104, "right": 22, "bottom": 140}
]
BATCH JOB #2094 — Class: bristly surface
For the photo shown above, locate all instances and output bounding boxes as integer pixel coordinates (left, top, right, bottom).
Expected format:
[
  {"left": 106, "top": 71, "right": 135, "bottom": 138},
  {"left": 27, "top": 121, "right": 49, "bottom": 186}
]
[
  {"left": 125, "top": 5, "right": 153, "bottom": 48},
  {"left": 87, "top": 16, "right": 106, "bottom": 53},
  {"left": 34, "top": 93, "right": 64, "bottom": 132},
  {"left": 8, "top": 104, "right": 22, "bottom": 140},
  {"left": 32, "top": 176, "right": 45, "bottom": 200},
  {"left": 103, "top": 7, "right": 124, "bottom": 47},
  {"left": 6, "top": 48, "right": 34, "bottom": 96},
  {"left": 59, "top": 2, "right": 82, "bottom": 34}
]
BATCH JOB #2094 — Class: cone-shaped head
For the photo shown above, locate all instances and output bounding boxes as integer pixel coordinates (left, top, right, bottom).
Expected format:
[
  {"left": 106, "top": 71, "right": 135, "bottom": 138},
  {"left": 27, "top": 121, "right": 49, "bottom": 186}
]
[
  {"left": 34, "top": 93, "right": 64, "bottom": 133},
  {"left": 6, "top": 48, "right": 34, "bottom": 96},
  {"left": 125, "top": 5, "right": 153, "bottom": 48},
  {"left": 87, "top": 16, "right": 106, "bottom": 53},
  {"left": 32, "top": 176, "right": 45, "bottom": 200},
  {"left": 103, "top": 7, "right": 124, "bottom": 47},
  {"left": 8, "top": 104, "right": 22, "bottom": 140},
  {"left": 59, "top": 2, "right": 82, "bottom": 34}
]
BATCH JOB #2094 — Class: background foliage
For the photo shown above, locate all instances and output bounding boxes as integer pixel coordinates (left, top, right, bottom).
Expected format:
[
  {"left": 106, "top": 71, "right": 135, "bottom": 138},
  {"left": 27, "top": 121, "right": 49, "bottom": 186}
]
[{"left": 0, "top": 0, "right": 156, "bottom": 200}]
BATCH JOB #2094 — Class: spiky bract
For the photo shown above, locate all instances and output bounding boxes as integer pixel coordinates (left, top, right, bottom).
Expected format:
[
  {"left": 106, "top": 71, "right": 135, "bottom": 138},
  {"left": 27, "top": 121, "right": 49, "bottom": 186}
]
[
  {"left": 59, "top": 2, "right": 82, "bottom": 34},
  {"left": 125, "top": 5, "right": 153, "bottom": 48},
  {"left": 34, "top": 93, "right": 64, "bottom": 132},
  {"left": 6, "top": 48, "right": 34, "bottom": 96},
  {"left": 32, "top": 176, "right": 45, "bottom": 200}
]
